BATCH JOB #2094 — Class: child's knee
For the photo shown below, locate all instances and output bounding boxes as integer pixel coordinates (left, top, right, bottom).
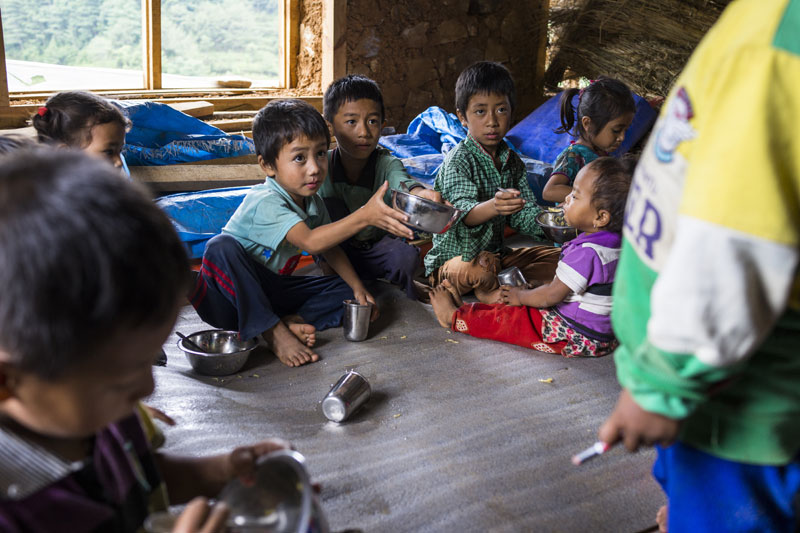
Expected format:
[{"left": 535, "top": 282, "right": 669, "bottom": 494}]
[{"left": 204, "top": 233, "right": 241, "bottom": 259}]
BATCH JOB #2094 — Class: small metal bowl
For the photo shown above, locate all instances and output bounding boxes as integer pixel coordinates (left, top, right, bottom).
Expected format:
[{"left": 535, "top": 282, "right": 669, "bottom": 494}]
[
  {"left": 391, "top": 189, "right": 462, "bottom": 234},
  {"left": 535, "top": 209, "right": 580, "bottom": 243},
  {"left": 177, "top": 329, "right": 257, "bottom": 376}
]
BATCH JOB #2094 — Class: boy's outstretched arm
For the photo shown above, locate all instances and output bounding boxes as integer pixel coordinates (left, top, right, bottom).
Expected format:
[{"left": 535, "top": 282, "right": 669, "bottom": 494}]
[
  {"left": 286, "top": 182, "right": 413, "bottom": 255},
  {"left": 321, "top": 246, "right": 379, "bottom": 320},
  {"left": 156, "top": 438, "right": 291, "bottom": 503},
  {"left": 500, "top": 277, "right": 571, "bottom": 308}
]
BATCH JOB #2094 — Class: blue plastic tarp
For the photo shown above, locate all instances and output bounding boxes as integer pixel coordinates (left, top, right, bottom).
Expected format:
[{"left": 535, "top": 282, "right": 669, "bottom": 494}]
[
  {"left": 156, "top": 186, "right": 250, "bottom": 259},
  {"left": 115, "top": 100, "right": 255, "bottom": 166}
]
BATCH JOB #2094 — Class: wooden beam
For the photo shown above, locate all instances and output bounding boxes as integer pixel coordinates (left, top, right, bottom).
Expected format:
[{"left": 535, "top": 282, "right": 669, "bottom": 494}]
[
  {"left": 142, "top": 0, "right": 162, "bottom": 90},
  {"left": 322, "top": 0, "right": 346, "bottom": 90},
  {"left": 0, "top": 13, "right": 9, "bottom": 107},
  {"left": 167, "top": 101, "right": 215, "bottom": 118},
  {"left": 130, "top": 163, "right": 264, "bottom": 192},
  {"left": 280, "top": 0, "right": 300, "bottom": 88}
]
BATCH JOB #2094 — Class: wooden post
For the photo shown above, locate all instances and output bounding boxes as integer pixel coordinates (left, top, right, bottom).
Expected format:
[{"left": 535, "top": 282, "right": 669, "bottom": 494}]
[
  {"left": 321, "top": 0, "right": 346, "bottom": 91},
  {"left": 0, "top": 11, "right": 10, "bottom": 107},
  {"left": 280, "top": 0, "right": 300, "bottom": 88},
  {"left": 142, "top": 0, "right": 162, "bottom": 90}
]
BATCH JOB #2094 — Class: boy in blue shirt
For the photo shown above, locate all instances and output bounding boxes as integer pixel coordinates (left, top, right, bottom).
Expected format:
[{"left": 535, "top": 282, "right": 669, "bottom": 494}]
[
  {"left": 191, "top": 99, "right": 413, "bottom": 367},
  {"left": 318, "top": 75, "right": 442, "bottom": 300},
  {"left": 0, "top": 149, "right": 289, "bottom": 532}
]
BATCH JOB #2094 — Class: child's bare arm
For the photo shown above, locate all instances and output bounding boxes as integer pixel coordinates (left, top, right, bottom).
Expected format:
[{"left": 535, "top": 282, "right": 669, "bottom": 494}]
[
  {"left": 462, "top": 189, "right": 525, "bottom": 227},
  {"left": 542, "top": 173, "right": 572, "bottom": 203},
  {"left": 286, "top": 182, "right": 413, "bottom": 254},
  {"left": 156, "top": 439, "right": 291, "bottom": 503},
  {"left": 321, "top": 246, "right": 379, "bottom": 320},
  {"left": 410, "top": 186, "right": 443, "bottom": 203},
  {"left": 500, "top": 277, "right": 572, "bottom": 308}
]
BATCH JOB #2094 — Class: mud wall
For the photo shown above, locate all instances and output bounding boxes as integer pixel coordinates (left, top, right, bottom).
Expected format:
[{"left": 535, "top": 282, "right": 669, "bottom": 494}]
[{"left": 345, "top": 0, "right": 549, "bottom": 131}]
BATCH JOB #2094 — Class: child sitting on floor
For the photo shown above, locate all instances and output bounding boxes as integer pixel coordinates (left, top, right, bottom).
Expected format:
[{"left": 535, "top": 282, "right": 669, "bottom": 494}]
[
  {"left": 191, "top": 99, "right": 414, "bottom": 367},
  {"left": 542, "top": 77, "right": 635, "bottom": 204},
  {"left": 431, "top": 157, "right": 633, "bottom": 357},
  {"left": 424, "top": 61, "right": 561, "bottom": 304},
  {"left": 32, "top": 90, "right": 130, "bottom": 171},
  {"left": 318, "top": 74, "right": 442, "bottom": 300},
  {"left": 0, "top": 148, "right": 290, "bottom": 532}
]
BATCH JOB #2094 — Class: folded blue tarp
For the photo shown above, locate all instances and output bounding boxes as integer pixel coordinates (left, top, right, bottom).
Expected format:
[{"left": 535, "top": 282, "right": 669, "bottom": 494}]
[{"left": 115, "top": 100, "right": 255, "bottom": 166}]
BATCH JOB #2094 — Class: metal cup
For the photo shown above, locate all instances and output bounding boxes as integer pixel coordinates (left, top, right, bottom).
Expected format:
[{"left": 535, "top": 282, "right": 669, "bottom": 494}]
[
  {"left": 342, "top": 300, "right": 372, "bottom": 341},
  {"left": 322, "top": 371, "right": 371, "bottom": 422},
  {"left": 497, "top": 266, "right": 527, "bottom": 287}
]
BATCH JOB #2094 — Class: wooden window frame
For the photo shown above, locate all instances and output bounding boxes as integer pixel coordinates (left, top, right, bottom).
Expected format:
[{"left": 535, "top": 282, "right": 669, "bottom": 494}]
[{"left": 1, "top": 0, "right": 299, "bottom": 98}]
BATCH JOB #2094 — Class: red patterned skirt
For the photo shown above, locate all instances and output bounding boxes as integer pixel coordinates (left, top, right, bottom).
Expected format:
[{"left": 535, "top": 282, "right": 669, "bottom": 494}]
[{"left": 452, "top": 303, "right": 616, "bottom": 357}]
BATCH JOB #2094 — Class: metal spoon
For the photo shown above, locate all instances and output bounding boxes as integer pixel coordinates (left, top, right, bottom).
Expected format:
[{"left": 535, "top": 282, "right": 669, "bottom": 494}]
[{"left": 176, "top": 331, "right": 208, "bottom": 353}]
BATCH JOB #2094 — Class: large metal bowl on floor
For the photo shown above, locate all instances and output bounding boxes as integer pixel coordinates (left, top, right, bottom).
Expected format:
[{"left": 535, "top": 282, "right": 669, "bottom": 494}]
[
  {"left": 391, "top": 189, "right": 462, "bottom": 234},
  {"left": 535, "top": 209, "right": 580, "bottom": 244},
  {"left": 177, "top": 329, "right": 257, "bottom": 376}
]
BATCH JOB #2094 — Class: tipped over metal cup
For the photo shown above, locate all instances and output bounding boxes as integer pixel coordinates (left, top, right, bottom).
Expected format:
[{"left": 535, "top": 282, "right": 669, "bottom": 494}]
[
  {"left": 322, "top": 371, "right": 371, "bottom": 422},
  {"left": 342, "top": 300, "right": 372, "bottom": 342},
  {"left": 497, "top": 266, "right": 527, "bottom": 287}
]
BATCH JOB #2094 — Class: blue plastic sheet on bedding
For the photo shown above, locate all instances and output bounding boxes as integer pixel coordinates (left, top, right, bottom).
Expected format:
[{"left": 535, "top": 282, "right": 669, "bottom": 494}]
[
  {"left": 115, "top": 100, "right": 255, "bottom": 166},
  {"left": 505, "top": 91, "right": 657, "bottom": 164},
  {"left": 156, "top": 186, "right": 250, "bottom": 259}
]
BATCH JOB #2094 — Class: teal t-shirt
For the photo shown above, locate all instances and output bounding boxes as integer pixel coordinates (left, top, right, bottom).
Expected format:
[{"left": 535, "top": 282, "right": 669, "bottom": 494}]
[
  {"left": 222, "top": 178, "right": 330, "bottom": 275},
  {"left": 550, "top": 143, "right": 601, "bottom": 186}
]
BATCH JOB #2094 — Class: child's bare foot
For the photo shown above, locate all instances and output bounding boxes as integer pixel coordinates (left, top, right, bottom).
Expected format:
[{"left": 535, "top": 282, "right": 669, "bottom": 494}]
[
  {"left": 261, "top": 321, "right": 319, "bottom": 367},
  {"left": 656, "top": 505, "right": 667, "bottom": 532},
  {"left": 440, "top": 279, "right": 463, "bottom": 306},
  {"left": 414, "top": 280, "right": 433, "bottom": 303},
  {"left": 284, "top": 315, "right": 316, "bottom": 347},
  {"left": 430, "top": 284, "right": 458, "bottom": 328}
]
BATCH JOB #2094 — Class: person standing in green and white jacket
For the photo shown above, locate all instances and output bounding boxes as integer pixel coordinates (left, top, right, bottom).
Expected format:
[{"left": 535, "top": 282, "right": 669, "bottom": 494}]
[{"left": 597, "top": 0, "right": 800, "bottom": 531}]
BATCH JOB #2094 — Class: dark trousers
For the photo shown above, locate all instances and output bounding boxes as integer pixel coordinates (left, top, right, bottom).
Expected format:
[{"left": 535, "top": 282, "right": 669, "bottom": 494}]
[
  {"left": 190, "top": 234, "right": 354, "bottom": 340},
  {"left": 321, "top": 197, "right": 421, "bottom": 299}
]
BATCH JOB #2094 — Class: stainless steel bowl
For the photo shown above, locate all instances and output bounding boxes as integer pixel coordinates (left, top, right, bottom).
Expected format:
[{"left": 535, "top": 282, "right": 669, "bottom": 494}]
[
  {"left": 177, "top": 329, "right": 257, "bottom": 376},
  {"left": 219, "top": 450, "right": 316, "bottom": 533},
  {"left": 391, "top": 189, "right": 462, "bottom": 234},
  {"left": 535, "top": 209, "right": 580, "bottom": 243}
]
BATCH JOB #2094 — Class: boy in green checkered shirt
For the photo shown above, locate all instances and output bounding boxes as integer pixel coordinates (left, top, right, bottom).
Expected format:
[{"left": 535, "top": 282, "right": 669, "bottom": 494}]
[{"left": 424, "top": 61, "right": 559, "bottom": 303}]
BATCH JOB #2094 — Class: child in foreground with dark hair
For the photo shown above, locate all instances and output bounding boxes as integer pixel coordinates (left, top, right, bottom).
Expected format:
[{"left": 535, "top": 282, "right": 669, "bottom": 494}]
[
  {"left": 424, "top": 61, "right": 560, "bottom": 304},
  {"left": 31, "top": 90, "right": 131, "bottom": 171},
  {"left": 542, "top": 77, "right": 635, "bottom": 204},
  {"left": 191, "top": 99, "right": 413, "bottom": 367},
  {"left": 319, "top": 74, "right": 442, "bottom": 300},
  {"left": 431, "top": 157, "right": 633, "bottom": 357},
  {"left": 0, "top": 148, "right": 290, "bottom": 532}
]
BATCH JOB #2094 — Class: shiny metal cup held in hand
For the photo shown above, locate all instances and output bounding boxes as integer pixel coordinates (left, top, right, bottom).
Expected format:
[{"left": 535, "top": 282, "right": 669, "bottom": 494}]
[
  {"left": 497, "top": 266, "right": 527, "bottom": 287},
  {"left": 219, "top": 449, "right": 330, "bottom": 533},
  {"left": 391, "top": 189, "right": 462, "bottom": 234},
  {"left": 322, "top": 371, "right": 371, "bottom": 422},
  {"left": 177, "top": 329, "right": 257, "bottom": 376},
  {"left": 535, "top": 209, "right": 580, "bottom": 243},
  {"left": 342, "top": 300, "right": 372, "bottom": 341}
]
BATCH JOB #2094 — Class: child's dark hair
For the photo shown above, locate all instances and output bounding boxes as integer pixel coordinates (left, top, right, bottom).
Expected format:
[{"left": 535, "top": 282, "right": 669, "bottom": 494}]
[
  {"left": 323, "top": 74, "right": 385, "bottom": 122},
  {"left": 0, "top": 148, "right": 189, "bottom": 379},
  {"left": 556, "top": 77, "right": 635, "bottom": 139},
  {"left": 455, "top": 61, "right": 516, "bottom": 114},
  {"left": 588, "top": 156, "right": 636, "bottom": 233},
  {"left": 32, "top": 91, "right": 131, "bottom": 147},
  {"left": 252, "top": 99, "right": 330, "bottom": 167}
]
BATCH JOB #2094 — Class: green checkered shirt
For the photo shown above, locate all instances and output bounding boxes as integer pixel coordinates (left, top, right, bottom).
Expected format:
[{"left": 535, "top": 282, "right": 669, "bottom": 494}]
[{"left": 423, "top": 134, "right": 545, "bottom": 275}]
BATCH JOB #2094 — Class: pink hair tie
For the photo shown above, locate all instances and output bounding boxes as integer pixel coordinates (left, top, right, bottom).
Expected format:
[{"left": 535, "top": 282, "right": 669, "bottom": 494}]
[{"left": 37, "top": 106, "right": 48, "bottom": 117}]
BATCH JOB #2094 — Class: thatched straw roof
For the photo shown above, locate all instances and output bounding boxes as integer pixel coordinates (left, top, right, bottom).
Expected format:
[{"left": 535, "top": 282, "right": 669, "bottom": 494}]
[{"left": 545, "top": 0, "right": 733, "bottom": 97}]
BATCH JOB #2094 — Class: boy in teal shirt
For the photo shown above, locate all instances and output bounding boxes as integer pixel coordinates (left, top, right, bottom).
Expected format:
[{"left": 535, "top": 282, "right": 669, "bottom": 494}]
[
  {"left": 318, "top": 74, "right": 442, "bottom": 300},
  {"left": 191, "top": 99, "right": 413, "bottom": 367}
]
